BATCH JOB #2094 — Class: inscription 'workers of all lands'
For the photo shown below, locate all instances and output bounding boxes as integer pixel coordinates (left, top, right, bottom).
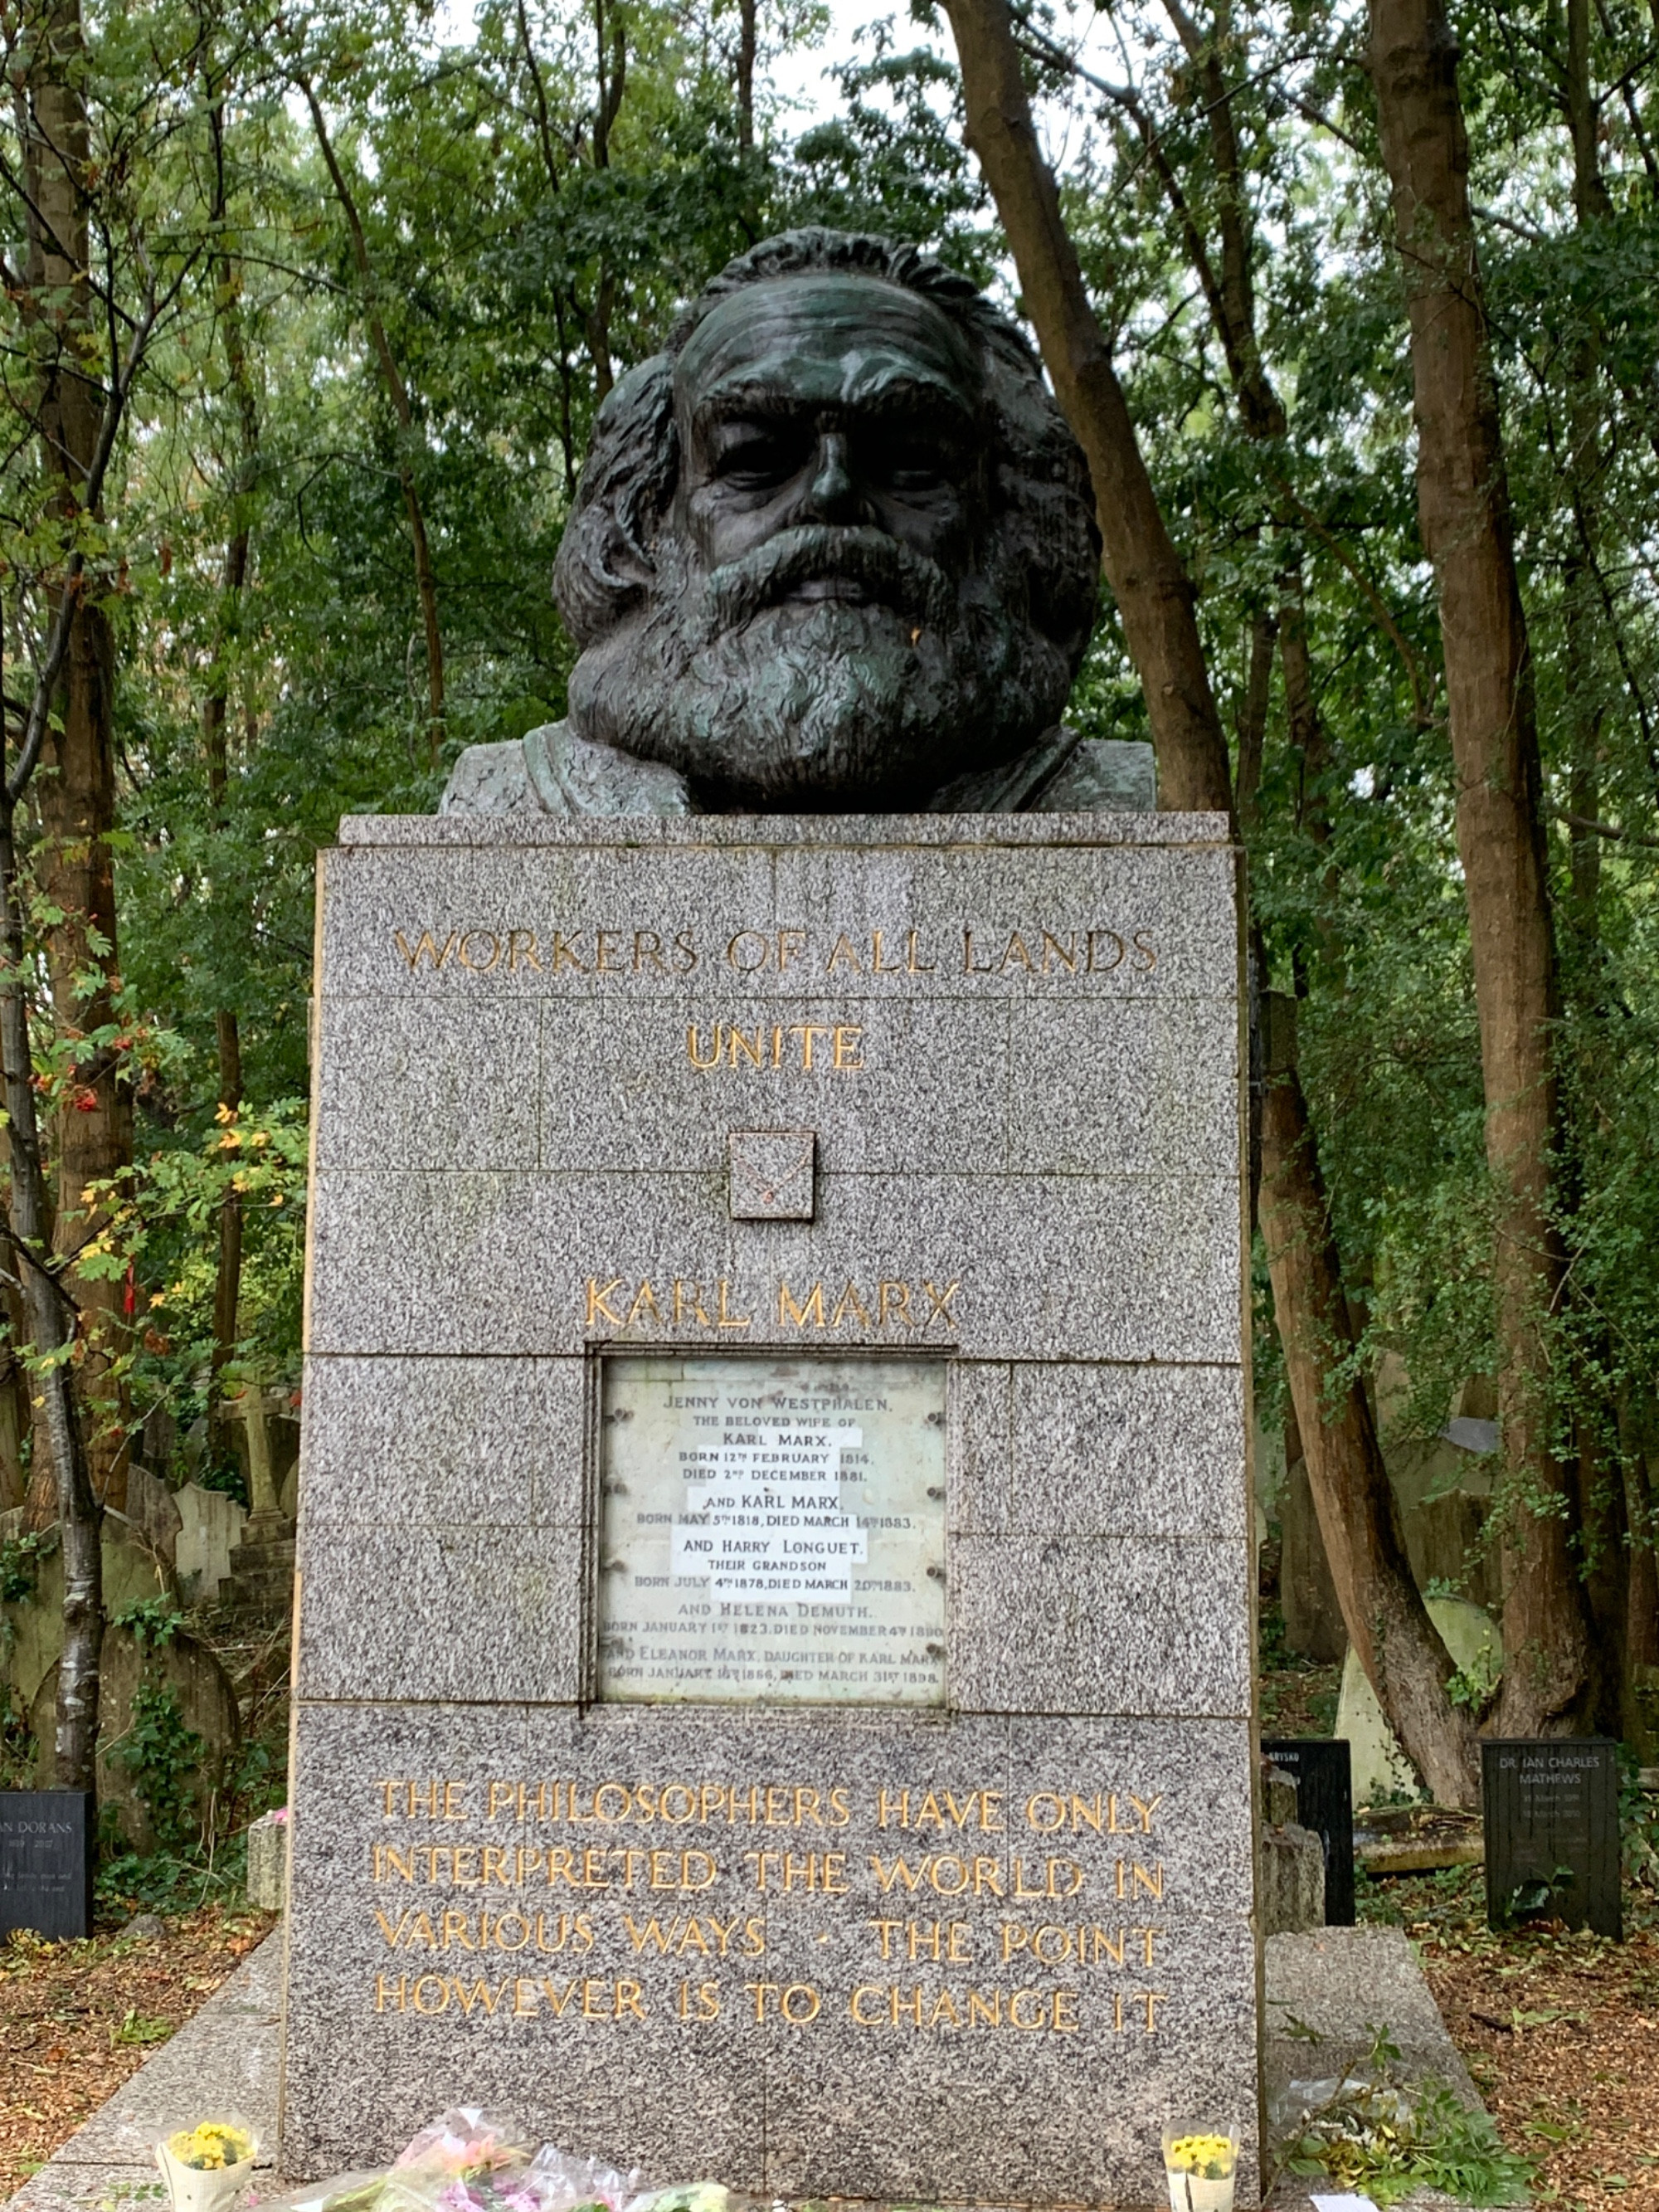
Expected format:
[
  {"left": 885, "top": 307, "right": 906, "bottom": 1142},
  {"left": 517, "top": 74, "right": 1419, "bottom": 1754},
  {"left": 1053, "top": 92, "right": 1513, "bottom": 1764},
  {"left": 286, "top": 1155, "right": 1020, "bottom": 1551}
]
[{"left": 391, "top": 923, "right": 1160, "bottom": 979}]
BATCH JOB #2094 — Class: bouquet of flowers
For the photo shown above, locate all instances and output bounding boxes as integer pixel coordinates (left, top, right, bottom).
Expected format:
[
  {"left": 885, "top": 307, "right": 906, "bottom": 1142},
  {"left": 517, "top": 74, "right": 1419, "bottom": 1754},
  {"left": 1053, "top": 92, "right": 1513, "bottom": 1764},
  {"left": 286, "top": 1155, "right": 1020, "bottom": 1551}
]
[
  {"left": 1161, "top": 2124, "right": 1238, "bottom": 2212},
  {"left": 260, "top": 2112, "right": 727, "bottom": 2212},
  {"left": 155, "top": 2120, "right": 257, "bottom": 2212}
]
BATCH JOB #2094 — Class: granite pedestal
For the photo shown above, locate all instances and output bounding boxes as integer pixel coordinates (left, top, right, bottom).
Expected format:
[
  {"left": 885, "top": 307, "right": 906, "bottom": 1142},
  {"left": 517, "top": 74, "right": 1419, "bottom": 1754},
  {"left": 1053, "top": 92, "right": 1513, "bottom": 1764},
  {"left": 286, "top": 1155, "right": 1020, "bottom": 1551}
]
[{"left": 280, "top": 809, "right": 1258, "bottom": 2205}]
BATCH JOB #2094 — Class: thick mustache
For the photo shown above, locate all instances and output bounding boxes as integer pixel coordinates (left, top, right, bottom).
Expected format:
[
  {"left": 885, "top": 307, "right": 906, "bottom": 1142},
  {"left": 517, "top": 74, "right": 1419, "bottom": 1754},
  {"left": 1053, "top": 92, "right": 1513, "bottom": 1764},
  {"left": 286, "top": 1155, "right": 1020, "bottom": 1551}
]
[{"left": 705, "top": 526, "right": 953, "bottom": 632}]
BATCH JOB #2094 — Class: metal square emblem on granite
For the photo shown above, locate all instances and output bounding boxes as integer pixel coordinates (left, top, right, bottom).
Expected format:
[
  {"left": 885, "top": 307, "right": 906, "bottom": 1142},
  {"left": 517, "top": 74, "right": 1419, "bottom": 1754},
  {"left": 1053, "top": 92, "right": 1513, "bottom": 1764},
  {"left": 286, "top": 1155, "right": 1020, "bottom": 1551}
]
[{"left": 728, "top": 1127, "right": 816, "bottom": 1218}]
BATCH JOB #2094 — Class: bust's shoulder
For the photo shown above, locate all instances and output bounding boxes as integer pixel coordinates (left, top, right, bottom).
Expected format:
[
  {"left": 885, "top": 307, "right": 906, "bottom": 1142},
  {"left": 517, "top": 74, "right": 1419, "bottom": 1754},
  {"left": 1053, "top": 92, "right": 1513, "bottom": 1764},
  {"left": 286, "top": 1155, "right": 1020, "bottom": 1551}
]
[
  {"left": 1028, "top": 738, "right": 1156, "bottom": 812},
  {"left": 439, "top": 724, "right": 699, "bottom": 817},
  {"left": 438, "top": 740, "right": 540, "bottom": 815}
]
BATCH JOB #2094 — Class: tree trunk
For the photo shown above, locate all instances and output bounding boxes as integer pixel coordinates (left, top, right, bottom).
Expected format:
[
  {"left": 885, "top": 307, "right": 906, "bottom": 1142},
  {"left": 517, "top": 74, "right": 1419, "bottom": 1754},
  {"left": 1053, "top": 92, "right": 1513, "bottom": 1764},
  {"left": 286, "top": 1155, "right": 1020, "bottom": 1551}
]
[
  {"left": 0, "top": 789, "right": 102, "bottom": 1788},
  {"left": 23, "top": 0, "right": 132, "bottom": 1518},
  {"left": 203, "top": 260, "right": 256, "bottom": 1397},
  {"left": 1233, "top": 608, "right": 1275, "bottom": 824},
  {"left": 1369, "top": 0, "right": 1592, "bottom": 1734},
  {"left": 737, "top": 0, "right": 757, "bottom": 151},
  {"left": 1260, "top": 996, "right": 1477, "bottom": 1802},
  {"left": 941, "top": 0, "right": 1233, "bottom": 813}
]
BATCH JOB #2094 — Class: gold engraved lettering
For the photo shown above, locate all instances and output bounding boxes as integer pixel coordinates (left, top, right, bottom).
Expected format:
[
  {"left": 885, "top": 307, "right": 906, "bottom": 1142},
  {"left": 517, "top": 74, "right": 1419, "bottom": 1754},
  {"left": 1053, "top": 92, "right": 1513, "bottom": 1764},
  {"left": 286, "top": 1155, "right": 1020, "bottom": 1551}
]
[
  {"left": 868, "top": 1853, "right": 927, "bottom": 1894},
  {"left": 728, "top": 1025, "right": 765, "bottom": 1067},
  {"left": 1141, "top": 1990, "right": 1167, "bottom": 2034},
  {"left": 870, "top": 930, "right": 901, "bottom": 974},
  {"left": 878, "top": 1282, "right": 914, "bottom": 1328},
  {"left": 394, "top": 929, "right": 456, "bottom": 972},
  {"left": 595, "top": 930, "right": 624, "bottom": 974},
  {"left": 676, "top": 1980, "right": 722, "bottom": 2020},
  {"left": 776, "top": 928, "right": 807, "bottom": 970},
  {"left": 1000, "top": 932, "right": 1034, "bottom": 974},
  {"left": 727, "top": 930, "right": 770, "bottom": 971},
  {"left": 449, "top": 1975, "right": 510, "bottom": 2016},
  {"left": 921, "top": 1280, "right": 960, "bottom": 1328},
  {"left": 716, "top": 1281, "right": 751, "bottom": 1329},
  {"left": 633, "top": 930, "right": 668, "bottom": 973},
  {"left": 550, "top": 931, "right": 586, "bottom": 973},
  {"left": 1132, "top": 930, "right": 1157, "bottom": 972},
  {"left": 586, "top": 1278, "right": 625, "bottom": 1326},
  {"left": 673, "top": 930, "right": 698, "bottom": 973},
  {"left": 375, "top": 1973, "right": 406, "bottom": 2010},
  {"left": 825, "top": 934, "right": 863, "bottom": 975},
  {"left": 1039, "top": 931, "right": 1078, "bottom": 974},
  {"left": 687, "top": 1025, "right": 722, "bottom": 1069},
  {"left": 778, "top": 1280, "right": 827, "bottom": 1329},
  {"left": 831, "top": 1024, "right": 864, "bottom": 1069},
  {"left": 961, "top": 928, "right": 995, "bottom": 974},
  {"left": 625, "top": 1281, "right": 662, "bottom": 1326},
  {"left": 830, "top": 1282, "right": 872, "bottom": 1328},
  {"left": 789, "top": 1021, "right": 832, "bottom": 1069},
  {"left": 507, "top": 929, "right": 542, "bottom": 972},
  {"left": 906, "top": 929, "right": 935, "bottom": 974},
  {"left": 1087, "top": 928, "right": 1126, "bottom": 972},
  {"left": 1129, "top": 1793, "right": 1163, "bottom": 1831},
  {"left": 673, "top": 1281, "right": 715, "bottom": 1327}
]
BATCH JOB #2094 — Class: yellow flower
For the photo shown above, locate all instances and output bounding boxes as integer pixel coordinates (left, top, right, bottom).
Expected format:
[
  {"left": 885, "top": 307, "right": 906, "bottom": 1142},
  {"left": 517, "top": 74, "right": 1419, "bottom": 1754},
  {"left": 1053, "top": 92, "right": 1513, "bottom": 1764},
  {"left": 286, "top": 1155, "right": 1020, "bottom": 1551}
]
[
  {"left": 1166, "top": 2134, "right": 1234, "bottom": 2176},
  {"left": 167, "top": 2123, "right": 252, "bottom": 2171}
]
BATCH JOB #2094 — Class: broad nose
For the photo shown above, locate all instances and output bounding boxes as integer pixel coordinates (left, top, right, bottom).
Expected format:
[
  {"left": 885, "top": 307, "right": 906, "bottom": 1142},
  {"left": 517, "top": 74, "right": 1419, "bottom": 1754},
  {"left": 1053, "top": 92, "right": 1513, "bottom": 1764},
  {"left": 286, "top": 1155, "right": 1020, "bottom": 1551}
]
[{"left": 798, "top": 430, "right": 864, "bottom": 524}]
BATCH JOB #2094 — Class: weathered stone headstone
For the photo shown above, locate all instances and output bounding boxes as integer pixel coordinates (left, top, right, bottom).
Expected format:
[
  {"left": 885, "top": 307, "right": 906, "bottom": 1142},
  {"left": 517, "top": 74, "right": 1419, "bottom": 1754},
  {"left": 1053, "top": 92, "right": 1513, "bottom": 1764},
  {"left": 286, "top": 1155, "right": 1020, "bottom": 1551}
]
[
  {"left": 30, "top": 1622, "right": 241, "bottom": 1853},
  {"left": 1482, "top": 1737, "right": 1622, "bottom": 1940},
  {"left": 1262, "top": 1737, "right": 1355, "bottom": 1925},
  {"left": 248, "top": 1807, "right": 289, "bottom": 1910},
  {"left": 280, "top": 808, "right": 1255, "bottom": 2205},
  {"left": 0, "top": 1789, "right": 94, "bottom": 1940}
]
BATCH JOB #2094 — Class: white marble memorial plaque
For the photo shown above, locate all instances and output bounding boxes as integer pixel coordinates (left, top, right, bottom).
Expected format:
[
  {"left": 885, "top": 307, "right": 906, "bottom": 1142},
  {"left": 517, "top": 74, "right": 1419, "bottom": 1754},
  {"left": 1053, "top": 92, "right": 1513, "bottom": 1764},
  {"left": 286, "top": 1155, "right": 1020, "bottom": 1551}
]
[{"left": 597, "top": 1354, "right": 946, "bottom": 1704}]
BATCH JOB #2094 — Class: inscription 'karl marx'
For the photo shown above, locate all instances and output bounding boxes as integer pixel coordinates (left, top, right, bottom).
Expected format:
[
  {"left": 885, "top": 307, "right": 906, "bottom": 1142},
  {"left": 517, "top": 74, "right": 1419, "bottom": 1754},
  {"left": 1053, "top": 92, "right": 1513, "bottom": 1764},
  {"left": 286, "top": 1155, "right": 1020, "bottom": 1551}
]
[{"left": 584, "top": 1278, "right": 961, "bottom": 1333}]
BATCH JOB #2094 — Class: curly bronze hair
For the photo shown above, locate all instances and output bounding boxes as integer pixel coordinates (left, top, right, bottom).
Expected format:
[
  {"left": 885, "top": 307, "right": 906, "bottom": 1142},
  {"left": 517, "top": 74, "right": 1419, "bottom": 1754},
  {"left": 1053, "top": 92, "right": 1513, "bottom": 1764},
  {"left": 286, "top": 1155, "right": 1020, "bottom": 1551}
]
[{"left": 552, "top": 228, "right": 1101, "bottom": 683}]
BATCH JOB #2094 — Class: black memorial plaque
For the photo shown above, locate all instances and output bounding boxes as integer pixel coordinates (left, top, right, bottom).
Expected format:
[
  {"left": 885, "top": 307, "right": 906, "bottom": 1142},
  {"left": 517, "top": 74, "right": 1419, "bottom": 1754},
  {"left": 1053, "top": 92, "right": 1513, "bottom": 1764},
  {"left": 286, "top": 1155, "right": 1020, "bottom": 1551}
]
[
  {"left": 1482, "top": 1737, "right": 1622, "bottom": 1940},
  {"left": 1262, "top": 1736, "right": 1355, "bottom": 1925},
  {"left": 0, "top": 1790, "right": 95, "bottom": 1941}
]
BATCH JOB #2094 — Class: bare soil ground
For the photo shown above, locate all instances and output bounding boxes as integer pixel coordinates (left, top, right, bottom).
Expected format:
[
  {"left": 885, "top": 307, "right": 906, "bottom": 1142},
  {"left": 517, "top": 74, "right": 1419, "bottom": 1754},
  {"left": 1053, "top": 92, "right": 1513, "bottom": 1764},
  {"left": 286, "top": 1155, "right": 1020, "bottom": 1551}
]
[
  {"left": 0, "top": 1905, "right": 275, "bottom": 2200},
  {"left": 1361, "top": 1858, "right": 1659, "bottom": 2210}
]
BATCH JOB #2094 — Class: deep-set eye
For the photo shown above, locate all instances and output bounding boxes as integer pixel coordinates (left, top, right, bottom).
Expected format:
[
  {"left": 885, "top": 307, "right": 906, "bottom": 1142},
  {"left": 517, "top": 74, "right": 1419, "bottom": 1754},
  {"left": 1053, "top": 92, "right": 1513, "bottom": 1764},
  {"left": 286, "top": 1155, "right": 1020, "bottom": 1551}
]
[
  {"left": 864, "top": 424, "right": 959, "bottom": 495},
  {"left": 713, "top": 421, "right": 813, "bottom": 491}
]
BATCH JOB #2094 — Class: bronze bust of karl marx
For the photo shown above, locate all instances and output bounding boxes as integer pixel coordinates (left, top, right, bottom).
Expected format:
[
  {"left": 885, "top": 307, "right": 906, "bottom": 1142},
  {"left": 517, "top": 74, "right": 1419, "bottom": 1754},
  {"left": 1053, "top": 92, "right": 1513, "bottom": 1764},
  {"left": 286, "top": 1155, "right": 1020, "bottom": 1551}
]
[{"left": 441, "top": 229, "right": 1153, "bottom": 818}]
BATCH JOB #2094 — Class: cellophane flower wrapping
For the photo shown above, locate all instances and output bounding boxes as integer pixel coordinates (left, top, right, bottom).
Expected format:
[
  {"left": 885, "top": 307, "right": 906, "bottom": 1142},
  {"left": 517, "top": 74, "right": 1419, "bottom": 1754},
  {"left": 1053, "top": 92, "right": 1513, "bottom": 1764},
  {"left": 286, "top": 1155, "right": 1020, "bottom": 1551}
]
[{"left": 255, "top": 2113, "right": 727, "bottom": 2212}]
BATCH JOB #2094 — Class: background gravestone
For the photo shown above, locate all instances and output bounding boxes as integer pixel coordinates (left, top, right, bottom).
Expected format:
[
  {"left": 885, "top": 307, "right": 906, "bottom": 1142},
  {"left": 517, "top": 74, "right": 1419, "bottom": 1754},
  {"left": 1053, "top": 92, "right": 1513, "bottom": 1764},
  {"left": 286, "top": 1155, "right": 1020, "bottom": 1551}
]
[
  {"left": 1481, "top": 1737, "right": 1621, "bottom": 1941},
  {"left": 1261, "top": 1737, "right": 1355, "bottom": 1925},
  {"left": 0, "top": 1790, "right": 94, "bottom": 1939},
  {"left": 30, "top": 1623, "right": 241, "bottom": 1854},
  {"left": 281, "top": 808, "right": 1256, "bottom": 2206}
]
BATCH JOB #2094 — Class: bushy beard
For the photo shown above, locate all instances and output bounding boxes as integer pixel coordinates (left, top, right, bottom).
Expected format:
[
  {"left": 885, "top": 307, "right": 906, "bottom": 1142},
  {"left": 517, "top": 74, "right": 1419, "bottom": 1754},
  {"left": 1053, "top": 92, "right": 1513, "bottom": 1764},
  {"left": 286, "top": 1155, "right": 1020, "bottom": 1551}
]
[{"left": 566, "top": 525, "right": 1073, "bottom": 810}]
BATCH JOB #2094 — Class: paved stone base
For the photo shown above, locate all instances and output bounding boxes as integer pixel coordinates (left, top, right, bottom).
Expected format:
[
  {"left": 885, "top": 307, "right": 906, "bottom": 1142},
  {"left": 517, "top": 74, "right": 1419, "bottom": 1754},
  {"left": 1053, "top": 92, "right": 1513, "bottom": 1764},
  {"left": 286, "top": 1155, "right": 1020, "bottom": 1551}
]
[
  {"left": 8, "top": 1924, "right": 1488, "bottom": 2212},
  {"left": 6, "top": 1936, "right": 281, "bottom": 2212}
]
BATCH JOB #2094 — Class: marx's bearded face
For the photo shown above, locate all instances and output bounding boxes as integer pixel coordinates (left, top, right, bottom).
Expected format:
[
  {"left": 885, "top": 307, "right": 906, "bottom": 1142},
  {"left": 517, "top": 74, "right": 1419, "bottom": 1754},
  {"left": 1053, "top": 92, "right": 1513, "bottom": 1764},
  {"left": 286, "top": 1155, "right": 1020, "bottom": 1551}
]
[{"left": 564, "top": 274, "right": 1078, "bottom": 810}]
